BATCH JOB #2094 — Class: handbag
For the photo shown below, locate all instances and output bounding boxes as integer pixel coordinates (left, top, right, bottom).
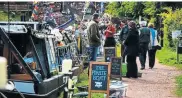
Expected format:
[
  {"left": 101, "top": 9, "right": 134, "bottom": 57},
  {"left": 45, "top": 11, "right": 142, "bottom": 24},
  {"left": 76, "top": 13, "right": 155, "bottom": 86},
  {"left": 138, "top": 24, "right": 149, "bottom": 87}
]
[
  {"left": 149, "top": 30, "right": 162, "bottom": 50},
  {"left": 153, "top": 36, "right": 161, "bottom": 50},
  {"left": 152, "top": 45, "right": 161, "bottom": 50}
]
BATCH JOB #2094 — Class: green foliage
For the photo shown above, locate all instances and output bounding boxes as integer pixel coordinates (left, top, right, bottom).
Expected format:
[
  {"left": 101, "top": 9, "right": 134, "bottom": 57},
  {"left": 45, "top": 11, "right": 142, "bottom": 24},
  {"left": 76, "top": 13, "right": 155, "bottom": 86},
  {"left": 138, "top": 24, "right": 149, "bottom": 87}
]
[
  {"left": 143, "top": 2, "right": 156, "bottom": 16},
  {"left": 0, "top": 11, "right": 20, "bottom": 21},
  {"left": 105, "top": 2, "right": 157, "bottom": 24},
  {"left": 175, "top": 75, "right": 182, "bottom": 97},
  {"left": 156, "top": 47, "right": 182, "bottom": 70},
  {"left": 76, "top": 69, "right": 89, "bottom": 86},
  {"left": 149, "top": 17, "right": 156, "bottom": 23},
  {"left": 105, "top": 2, "right": 121, "bottom": 17},
  {"left": 0, "top": 11, "right": 8, "bottom": 21},
  {"left": 105, "top": 2, "right": 137, "bottom": 18},
  {"left": 133, "top": 2, "right": 145, "bottom": 18},
  {"left": 120, "top": 2, "right": 137, "bottom": 17},
  {"left": 162, "top": 2, "right": 182, "bottom": 9},
  {"left": 160, "top": 7, "right": 182, "bottom": 48}
]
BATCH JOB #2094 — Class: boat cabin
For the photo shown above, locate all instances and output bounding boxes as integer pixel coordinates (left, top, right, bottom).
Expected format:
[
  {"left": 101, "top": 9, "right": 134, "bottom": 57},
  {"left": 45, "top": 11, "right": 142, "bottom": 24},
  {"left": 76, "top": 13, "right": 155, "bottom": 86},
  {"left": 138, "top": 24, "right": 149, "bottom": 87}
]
[{"left": 0, "top": 24, "right": 66, "bottom": 98}]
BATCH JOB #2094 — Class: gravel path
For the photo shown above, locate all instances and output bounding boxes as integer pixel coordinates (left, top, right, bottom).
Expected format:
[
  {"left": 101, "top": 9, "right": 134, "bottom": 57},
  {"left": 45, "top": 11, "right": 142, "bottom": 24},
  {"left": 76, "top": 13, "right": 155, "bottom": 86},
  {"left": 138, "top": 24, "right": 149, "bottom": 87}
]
[{"left": 123, "top": 58, "right": 182, "bottom": 98}]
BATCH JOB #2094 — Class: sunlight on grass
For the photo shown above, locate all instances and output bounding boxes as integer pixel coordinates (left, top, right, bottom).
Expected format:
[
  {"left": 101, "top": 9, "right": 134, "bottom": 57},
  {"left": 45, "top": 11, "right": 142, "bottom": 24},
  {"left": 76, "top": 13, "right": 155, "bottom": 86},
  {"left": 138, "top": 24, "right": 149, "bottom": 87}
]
[
  {"left": 175, "top": 75, "right": 182, "bottom": 97},
  {"left": 156, "top": 47, "right": 182, "bottom": 70}
]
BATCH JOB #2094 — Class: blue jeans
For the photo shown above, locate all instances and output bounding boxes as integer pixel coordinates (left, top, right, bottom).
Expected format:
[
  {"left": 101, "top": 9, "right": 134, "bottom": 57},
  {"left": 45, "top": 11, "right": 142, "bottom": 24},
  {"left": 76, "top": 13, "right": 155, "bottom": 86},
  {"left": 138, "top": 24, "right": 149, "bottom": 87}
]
[
  {"left": 88, "top": 46, "right": 99, "bottom": 76},
  {"left": 89, "top": 46, "right": 99, "bottom": 61}
]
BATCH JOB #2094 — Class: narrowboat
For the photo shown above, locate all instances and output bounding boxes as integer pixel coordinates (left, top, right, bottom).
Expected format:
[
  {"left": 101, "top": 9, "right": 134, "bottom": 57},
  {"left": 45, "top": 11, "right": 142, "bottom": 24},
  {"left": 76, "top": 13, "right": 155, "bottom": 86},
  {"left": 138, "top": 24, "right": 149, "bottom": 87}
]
[{"left": 0, "top": 23, "right": 68, "bottom": 98}]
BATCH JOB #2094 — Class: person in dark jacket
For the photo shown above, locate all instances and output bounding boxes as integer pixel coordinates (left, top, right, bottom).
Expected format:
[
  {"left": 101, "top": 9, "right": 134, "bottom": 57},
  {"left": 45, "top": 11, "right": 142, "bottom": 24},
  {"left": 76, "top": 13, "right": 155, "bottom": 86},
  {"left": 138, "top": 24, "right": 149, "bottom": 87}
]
[
  {"left": 124, "top": 21, "right": 139, "bottom": 78},
  {"left": 119, "top": 19, "right": 131, "bottom": 63},
  {"left": 87, "top": 13, "right": 101, "bottom": 61},
  {"left": 138, "top": 21, "right": 150, "bottom": 70}
]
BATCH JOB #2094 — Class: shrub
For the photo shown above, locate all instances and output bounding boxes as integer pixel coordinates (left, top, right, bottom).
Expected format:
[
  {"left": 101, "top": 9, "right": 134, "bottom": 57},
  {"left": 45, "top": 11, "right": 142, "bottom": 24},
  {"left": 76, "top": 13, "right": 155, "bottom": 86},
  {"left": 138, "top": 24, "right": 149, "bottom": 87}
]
[{"left": 160, "top": 7, "right": 182, "bottom": 48}]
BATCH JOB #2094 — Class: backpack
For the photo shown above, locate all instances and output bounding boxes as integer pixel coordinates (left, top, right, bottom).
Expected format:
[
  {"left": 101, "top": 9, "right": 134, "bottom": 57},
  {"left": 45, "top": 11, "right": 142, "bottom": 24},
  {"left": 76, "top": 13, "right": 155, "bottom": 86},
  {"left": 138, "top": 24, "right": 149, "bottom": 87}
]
[{"left": 139, "top": 27, "right": 150, "bottom": 43}]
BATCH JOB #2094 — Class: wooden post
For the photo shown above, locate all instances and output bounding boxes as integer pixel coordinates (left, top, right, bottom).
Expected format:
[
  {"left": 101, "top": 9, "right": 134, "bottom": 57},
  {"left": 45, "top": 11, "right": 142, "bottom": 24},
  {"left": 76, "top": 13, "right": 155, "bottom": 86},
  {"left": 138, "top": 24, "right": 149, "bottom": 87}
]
[{"left": 177, "top": 41, "right": 179, "bottom": 63}]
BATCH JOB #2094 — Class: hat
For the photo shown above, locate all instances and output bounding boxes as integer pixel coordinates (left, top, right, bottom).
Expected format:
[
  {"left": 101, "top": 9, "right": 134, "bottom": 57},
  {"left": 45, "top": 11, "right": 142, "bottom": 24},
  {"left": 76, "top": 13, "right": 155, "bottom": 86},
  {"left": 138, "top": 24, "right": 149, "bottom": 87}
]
[
  {"left": 139, "top": 21, "right": 147, "bottom": 27},
  {"left": 92, "top": 13, "right": 99, "bottom": 20}
]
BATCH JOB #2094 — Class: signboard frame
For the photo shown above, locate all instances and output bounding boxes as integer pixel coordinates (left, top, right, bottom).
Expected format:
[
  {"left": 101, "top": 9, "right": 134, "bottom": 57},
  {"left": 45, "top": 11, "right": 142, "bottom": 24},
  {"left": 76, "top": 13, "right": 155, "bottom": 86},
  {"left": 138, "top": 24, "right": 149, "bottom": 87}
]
[
  {"left": 104, "top": 47, "right": 115, "bottom": 62},
  {"left": 111, "top": 57, "right": 122, "bottom": 80},
  {"left": 172, "top": 30, "right": 181, "bottom": 39},
  {"left": 88, "top": 62, "right": 111, "bottom": 98}
]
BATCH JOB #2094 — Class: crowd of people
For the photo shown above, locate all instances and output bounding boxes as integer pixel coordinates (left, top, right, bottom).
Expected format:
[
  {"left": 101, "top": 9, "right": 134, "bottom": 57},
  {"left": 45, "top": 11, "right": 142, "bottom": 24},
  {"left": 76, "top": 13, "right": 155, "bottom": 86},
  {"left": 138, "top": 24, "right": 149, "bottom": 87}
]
[{"left": 73, "top": 13, "right": 162, "bottom": 78}]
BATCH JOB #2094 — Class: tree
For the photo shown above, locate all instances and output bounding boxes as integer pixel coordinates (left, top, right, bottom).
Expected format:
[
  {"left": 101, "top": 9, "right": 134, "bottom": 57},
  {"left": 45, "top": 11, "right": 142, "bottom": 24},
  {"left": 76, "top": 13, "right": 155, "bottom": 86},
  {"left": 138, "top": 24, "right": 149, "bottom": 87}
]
[
  {"left": 162, "top": 2, "right": 182, "bottom": 10},
  {"left": 133, "top": 2, "right": 145, "bottom": 19},
  {"left": 105, "top": 2, "right": 121, "bottom": 17},
  {"left": 160, "top": 7, "right": 182, "bottom": 48},
  {"left": 105, "top": 2, "right": 157, "bottom": 21},
  {"left": 105, "top": 2, "right": 182, "bottom": 48}
]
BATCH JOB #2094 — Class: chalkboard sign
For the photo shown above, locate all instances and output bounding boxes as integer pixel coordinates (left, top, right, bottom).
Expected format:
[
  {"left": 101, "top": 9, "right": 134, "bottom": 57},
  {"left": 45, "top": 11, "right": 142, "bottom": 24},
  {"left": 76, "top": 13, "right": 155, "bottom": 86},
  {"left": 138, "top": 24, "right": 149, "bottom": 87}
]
[
  {"left": 91, "top": 64, "right": 108, "bottom": 90},
  {"left": 104, "top": 47, "right": 115, "bottom": 62},
  {"left": 89, "top": 62, "right": 111, "bottom": 98},
  {"left": 111, "top": 57, "right": 122, "bottom": 80}
]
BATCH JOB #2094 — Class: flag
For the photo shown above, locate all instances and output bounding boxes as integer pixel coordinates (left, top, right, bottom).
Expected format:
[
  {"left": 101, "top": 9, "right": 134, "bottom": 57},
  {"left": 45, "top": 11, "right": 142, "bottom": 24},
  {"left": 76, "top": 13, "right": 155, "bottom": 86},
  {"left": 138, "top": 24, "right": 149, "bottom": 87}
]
[{"left": 31, "top": 1, "right": 39, "bottom": 20}]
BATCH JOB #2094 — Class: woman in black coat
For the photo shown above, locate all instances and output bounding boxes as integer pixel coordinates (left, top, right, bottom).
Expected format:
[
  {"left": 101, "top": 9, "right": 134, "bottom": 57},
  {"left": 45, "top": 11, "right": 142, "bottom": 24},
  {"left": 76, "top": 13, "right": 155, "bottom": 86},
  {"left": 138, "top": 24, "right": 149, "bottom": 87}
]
[{"left": 124, "top": 21, "right": 139, "bottom": 78}]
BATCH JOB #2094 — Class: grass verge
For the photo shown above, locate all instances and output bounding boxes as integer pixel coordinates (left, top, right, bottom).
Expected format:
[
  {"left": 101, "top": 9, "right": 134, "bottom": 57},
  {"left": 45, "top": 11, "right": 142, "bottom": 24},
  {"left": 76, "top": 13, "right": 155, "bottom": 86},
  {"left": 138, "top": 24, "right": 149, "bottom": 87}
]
[
  {"left": 156, "top": 47, "right": 182, "bottom": 97},
  {"left": 175, "top": 75, "right": 182, "bottom": 97},
  {"left": 156, "top": 47, "right": 182, "bottom": 70}
]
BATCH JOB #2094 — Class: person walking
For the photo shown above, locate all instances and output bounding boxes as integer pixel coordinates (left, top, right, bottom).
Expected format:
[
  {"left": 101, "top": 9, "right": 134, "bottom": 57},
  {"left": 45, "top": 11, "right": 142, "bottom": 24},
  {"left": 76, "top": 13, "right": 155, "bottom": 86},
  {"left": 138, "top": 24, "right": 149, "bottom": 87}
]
[
  {"left": 87, "top": 13, "right": 101, "bottom": 61},
  {"left": 104, "top": 21, "right": 116, "bottom": 47},
  {"left": 138, "top": 21, "right": 151, "bottom": 70},
  {"left": 148, "top": 23, "right": 159, "bottom": 69},
  {"left": 124, "top": 21, "right": 139, "bottom": 78}
]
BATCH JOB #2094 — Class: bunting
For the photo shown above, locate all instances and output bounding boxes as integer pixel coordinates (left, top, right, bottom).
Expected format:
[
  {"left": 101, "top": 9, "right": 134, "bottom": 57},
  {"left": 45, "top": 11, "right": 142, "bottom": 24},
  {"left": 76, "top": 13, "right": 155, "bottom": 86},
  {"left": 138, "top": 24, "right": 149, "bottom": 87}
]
[{"left": 31, "top": 1, "right": 39, "bottom": 21}]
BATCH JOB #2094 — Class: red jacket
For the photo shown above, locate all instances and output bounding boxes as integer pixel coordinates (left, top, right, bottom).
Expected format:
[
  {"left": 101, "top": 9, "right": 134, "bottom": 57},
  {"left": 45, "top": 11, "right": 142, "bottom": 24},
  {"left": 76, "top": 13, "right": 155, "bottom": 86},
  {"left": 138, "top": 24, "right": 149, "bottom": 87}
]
[{"left": 105, "top": 25, "right": 116, "bottom": 38}]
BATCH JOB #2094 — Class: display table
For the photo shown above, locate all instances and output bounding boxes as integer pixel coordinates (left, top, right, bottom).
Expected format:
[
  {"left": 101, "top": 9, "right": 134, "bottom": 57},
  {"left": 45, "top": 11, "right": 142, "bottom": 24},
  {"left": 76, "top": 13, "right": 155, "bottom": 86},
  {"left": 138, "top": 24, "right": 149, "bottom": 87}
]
[{"left": 105, "top": 81, "right": 128, "bottom": 98}]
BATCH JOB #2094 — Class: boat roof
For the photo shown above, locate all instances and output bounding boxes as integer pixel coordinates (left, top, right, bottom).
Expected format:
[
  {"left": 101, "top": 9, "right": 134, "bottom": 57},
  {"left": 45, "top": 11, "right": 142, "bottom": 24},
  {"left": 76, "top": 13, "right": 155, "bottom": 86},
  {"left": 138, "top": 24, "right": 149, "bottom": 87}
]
[
  {"left": 0, "top": 25, "right": 27, "bottom": 34},
  {"left": 0, "top": 21, "right": 39, "bottom": 25}
]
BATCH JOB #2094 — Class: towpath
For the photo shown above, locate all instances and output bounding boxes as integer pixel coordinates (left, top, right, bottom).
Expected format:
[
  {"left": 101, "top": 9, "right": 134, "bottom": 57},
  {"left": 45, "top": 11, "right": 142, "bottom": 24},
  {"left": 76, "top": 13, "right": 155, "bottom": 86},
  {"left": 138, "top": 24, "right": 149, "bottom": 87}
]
[{"left": 124, "top": 58, "right": 182, "bottom": 98}]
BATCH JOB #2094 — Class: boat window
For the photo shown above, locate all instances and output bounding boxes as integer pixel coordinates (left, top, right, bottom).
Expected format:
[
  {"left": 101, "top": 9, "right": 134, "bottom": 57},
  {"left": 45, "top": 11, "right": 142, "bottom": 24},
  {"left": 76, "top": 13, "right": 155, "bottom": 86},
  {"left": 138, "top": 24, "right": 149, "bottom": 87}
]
[{"left": 4, "top": 34, "right": 34, "bottom": 81}]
